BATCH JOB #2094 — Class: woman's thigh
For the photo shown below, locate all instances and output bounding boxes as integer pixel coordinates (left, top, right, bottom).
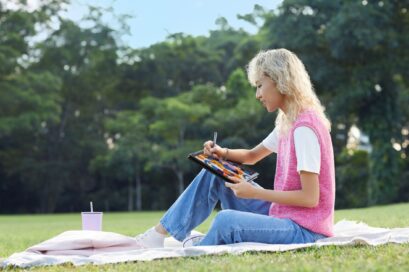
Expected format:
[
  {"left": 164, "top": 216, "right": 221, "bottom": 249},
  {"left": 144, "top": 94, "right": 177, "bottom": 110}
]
[{"left": 200, "top": 209, "right": 323, "bottom": 245}]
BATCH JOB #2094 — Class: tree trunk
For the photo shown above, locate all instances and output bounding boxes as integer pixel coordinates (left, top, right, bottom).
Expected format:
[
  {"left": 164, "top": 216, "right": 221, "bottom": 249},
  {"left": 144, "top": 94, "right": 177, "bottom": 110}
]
[
  {"left": 135, "top": 173, "right": 142, "bottom": 211},
  {"left": 176, "top": 127, "right": 186, "bottom": 196},
  {"left": 176, "top": 170, "right": 184, "bottom": 196},
  {"left": 128, "top": 178, "right": 133, "bottom": 211}
]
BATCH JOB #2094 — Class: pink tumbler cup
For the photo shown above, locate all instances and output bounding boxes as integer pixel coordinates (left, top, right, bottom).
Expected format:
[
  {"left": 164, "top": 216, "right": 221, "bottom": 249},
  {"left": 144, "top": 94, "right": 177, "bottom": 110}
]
[{"left": 81, "top": 212, "right": 103, "bottom": 231}]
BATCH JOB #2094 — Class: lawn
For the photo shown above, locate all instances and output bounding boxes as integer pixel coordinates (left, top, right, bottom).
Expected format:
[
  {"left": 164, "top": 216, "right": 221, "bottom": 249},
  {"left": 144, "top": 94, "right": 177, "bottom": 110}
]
[{"left": 1, "top": 203, "right": 409, "bottom": 271}]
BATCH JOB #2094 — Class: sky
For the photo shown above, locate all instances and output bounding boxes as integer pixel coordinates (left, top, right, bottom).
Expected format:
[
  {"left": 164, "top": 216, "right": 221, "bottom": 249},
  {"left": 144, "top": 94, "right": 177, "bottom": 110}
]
[{"left": 63, "top": 0, "right": 282, "bottom": 49}]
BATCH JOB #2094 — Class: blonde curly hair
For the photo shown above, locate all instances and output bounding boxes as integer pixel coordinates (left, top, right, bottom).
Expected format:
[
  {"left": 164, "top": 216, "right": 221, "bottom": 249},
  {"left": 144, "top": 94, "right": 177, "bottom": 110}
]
[{"left": 246, "top": 48, "right": 331, "bottom": 134}]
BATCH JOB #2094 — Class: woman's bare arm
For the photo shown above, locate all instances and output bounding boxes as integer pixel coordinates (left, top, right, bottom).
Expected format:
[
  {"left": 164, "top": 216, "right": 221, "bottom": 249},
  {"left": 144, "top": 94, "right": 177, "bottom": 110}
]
[
  {"left": 226, "top": 171, "right": 320, "bottom": 208},
  {"left": 203, "top": 142, "right": 272, "bottom": 165}
]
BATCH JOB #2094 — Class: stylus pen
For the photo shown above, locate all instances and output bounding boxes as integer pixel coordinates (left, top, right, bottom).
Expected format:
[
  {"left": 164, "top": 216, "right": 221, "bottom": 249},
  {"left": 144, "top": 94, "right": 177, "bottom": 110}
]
[{"left": 213, "top": 131, "right": 217, "bottom": 147}]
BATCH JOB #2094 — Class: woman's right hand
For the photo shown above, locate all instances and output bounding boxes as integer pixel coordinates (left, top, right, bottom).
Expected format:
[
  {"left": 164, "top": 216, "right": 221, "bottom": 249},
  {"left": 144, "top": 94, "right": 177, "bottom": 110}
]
[{"left": 203, "top": 140, "right": 224, "bottom": 159}]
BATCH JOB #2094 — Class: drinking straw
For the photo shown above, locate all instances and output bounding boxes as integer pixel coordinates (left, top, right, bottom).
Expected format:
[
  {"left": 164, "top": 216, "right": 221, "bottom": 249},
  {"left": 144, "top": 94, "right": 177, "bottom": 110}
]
[
  {"left": 213, "top": 132, "right": 217, "bottom": 147},
  {"left": 90, "top": 201, "right": 93, "bottom": 212}
]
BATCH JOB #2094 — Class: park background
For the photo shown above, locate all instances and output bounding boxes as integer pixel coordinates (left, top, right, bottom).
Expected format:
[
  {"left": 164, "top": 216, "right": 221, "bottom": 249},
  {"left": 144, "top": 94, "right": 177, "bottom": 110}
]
[{"left": 0, "top": 0, "right": 408, "bottom": 215}]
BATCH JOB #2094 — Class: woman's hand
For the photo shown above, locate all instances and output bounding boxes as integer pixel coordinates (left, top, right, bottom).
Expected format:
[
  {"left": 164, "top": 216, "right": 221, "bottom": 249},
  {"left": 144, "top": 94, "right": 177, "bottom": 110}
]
[
  {"left": 225, "top": 177, "right": 259, "bottom": 199},
  {"left": 203, "top": 140, "right": 225, "bottom": 159}
]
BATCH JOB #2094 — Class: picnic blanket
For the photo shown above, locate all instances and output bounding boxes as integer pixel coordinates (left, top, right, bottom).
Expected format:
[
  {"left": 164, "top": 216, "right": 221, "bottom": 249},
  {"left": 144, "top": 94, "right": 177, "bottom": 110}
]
[{"left": 2, "top": 220, "right": 409, "bottom": 268}]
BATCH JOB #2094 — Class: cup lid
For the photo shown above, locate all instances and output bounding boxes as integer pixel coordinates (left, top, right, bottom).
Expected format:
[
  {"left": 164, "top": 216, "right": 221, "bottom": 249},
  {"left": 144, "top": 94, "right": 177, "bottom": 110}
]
[{"left": 81, "top": 212, "right": 103, "bottom": 214}]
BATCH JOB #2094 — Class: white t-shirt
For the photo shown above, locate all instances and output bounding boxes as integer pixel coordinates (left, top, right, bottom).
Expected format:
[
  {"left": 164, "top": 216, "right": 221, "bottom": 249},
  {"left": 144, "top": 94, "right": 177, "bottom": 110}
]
[{"left": 262, "top": 127, "right": 321, "bottom": 174}]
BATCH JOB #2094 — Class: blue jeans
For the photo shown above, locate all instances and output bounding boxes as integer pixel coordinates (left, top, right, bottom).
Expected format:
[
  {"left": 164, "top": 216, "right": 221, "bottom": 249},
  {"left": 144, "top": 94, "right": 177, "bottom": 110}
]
[{"left": 160, "top": 169, "right": 326, "bottom": 245}]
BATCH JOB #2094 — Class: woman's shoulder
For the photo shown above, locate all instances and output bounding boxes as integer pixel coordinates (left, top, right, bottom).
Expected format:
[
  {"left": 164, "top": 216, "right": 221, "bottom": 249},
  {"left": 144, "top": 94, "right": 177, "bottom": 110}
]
[
  {"left": 294, "top": 109, "right": 319, "bottom": 125},
  {"left": 293, "top": 110, "right": 331, "bottom": 137}
]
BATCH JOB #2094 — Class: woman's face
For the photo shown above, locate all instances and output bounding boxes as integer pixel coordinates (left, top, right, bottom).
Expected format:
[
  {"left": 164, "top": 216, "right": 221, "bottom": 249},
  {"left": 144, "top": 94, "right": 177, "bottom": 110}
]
[{"left": 255, "top": 74, "right": 286, "bottom": 113}]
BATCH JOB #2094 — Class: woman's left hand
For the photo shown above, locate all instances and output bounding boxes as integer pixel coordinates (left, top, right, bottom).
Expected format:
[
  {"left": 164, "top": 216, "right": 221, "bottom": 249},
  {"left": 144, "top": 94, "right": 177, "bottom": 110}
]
[{"left": 225, "top": 177, "right": 258, "bottom": 199}]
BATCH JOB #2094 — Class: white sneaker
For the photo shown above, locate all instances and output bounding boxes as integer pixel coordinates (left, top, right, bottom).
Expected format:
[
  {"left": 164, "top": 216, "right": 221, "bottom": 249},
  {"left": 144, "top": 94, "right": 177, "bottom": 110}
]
[
  {"left": 134, "top": 227, "right": 166, "bottom": 248},
  {"left": 182, "top": 234, "right": 205, "bottom": 248}
]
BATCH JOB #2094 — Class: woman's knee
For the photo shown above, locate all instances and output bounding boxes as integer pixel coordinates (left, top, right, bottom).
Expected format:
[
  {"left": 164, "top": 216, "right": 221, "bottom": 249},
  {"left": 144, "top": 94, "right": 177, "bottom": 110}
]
[
  {"left": 207, "top": 210, "right": 240, "bottom": 243},
  {"left": 195, "top": 169, "right": 215, "bottom": 183},
  {"left": 212, "top": 209, "right": 237, "bottom": 229},
  {"left": 192, "top": 169, "right": 221, "bottom": 190}
]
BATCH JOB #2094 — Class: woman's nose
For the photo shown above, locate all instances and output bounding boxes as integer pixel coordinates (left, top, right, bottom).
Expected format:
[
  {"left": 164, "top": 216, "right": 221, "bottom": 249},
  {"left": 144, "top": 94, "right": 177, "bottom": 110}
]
[{"left": 255, "top": 89, "right": 261, "bottom": 99}]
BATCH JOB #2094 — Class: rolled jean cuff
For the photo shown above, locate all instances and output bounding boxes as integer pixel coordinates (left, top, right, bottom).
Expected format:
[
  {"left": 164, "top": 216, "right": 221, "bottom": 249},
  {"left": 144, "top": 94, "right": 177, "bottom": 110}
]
[{"left": 160, "top": 217, "right": 186, "bottom": 242}]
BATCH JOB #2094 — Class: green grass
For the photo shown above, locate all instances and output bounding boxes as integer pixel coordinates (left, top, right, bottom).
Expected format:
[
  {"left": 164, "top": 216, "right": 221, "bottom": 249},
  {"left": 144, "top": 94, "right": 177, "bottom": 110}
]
[{"left": 1, "top": 203, "right": 409, "bottom": 271}]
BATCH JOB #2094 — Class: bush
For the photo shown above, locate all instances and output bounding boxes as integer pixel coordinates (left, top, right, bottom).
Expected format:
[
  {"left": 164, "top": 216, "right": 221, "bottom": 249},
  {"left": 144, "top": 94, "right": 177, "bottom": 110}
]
[{"left": 335, "top": 149, "right": 369, "bottom": 209}]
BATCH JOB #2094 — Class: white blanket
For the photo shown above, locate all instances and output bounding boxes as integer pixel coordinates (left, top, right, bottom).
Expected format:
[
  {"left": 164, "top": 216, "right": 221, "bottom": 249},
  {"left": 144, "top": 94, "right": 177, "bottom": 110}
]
[{"left": 2, "top": 220, "right": 409, "bottom": 268}]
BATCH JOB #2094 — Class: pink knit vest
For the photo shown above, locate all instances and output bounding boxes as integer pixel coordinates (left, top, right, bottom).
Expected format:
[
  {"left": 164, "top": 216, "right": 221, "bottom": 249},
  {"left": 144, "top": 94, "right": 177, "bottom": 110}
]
[{"left": 268, "top": 110, "right": 335, "bottom": 237}]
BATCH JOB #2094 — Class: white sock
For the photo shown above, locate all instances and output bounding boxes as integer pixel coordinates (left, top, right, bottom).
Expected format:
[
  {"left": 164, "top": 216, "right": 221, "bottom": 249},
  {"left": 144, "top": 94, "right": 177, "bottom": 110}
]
[{"left": 149, "top": 226, "right": 167, "bottom": 238}]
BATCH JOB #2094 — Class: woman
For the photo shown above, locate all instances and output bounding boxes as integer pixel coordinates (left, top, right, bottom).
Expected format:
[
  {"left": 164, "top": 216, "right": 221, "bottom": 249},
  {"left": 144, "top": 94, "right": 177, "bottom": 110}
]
[{"left": 135, "top": 48, "right": 335, "bottom": 247}]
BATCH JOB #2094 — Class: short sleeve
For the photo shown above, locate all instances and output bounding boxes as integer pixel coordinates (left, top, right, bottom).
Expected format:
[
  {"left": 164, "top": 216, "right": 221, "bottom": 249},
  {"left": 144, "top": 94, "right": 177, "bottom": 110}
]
[
  {"left": 262, "top": 128, "right": 278, "bottom": 153},
  {"left": 294, "top": 126, "right": 321, "bottom": 174}
]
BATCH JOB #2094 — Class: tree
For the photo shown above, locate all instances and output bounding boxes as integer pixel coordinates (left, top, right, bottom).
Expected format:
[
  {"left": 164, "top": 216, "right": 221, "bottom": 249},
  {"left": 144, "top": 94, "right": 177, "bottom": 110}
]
[
  {"left": 140, "top": 92, "right": 210, "bottom": 196},
  {"left": 0, "top": 0, "right": 67, "bottom": 212},
  {"left": 90, "top": 111, "right": 149, "bottom": 211},
  {"left": 117, "top": 34, "right": 223, "bottom": 101},
  {"left": 261, "top": 0, "right": 409, "bottom": 204},
  {"left": 335, "top": 149, "right": 369, "bottom": 208},
  {"left": 0, "top": 3, "right": 124, "bottom": 212}
]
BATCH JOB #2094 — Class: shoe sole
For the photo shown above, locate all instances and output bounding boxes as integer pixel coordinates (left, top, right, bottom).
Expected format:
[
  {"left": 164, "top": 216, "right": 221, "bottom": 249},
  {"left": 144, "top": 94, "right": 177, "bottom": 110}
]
[{"left": 182, "top": 234, "right": 204, "bottom": 248}]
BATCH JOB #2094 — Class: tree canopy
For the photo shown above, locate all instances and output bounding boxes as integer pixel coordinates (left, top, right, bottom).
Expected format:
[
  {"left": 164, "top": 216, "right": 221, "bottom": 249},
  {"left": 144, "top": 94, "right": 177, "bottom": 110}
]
[{"left": 0, "top": 0, "right": 408, "bottom": 213}]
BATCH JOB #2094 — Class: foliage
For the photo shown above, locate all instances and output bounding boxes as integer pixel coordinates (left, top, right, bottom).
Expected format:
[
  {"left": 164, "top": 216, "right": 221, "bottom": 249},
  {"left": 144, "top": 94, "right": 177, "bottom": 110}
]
[
  {"left": 335, "top": 149, "right": 369, "bottom": 209},
  {"left": 261, "top": 0, "right": 409, "bottom": 204},
  {"left": 0, "top": 0, "right": 408, "bottom": 212}
]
